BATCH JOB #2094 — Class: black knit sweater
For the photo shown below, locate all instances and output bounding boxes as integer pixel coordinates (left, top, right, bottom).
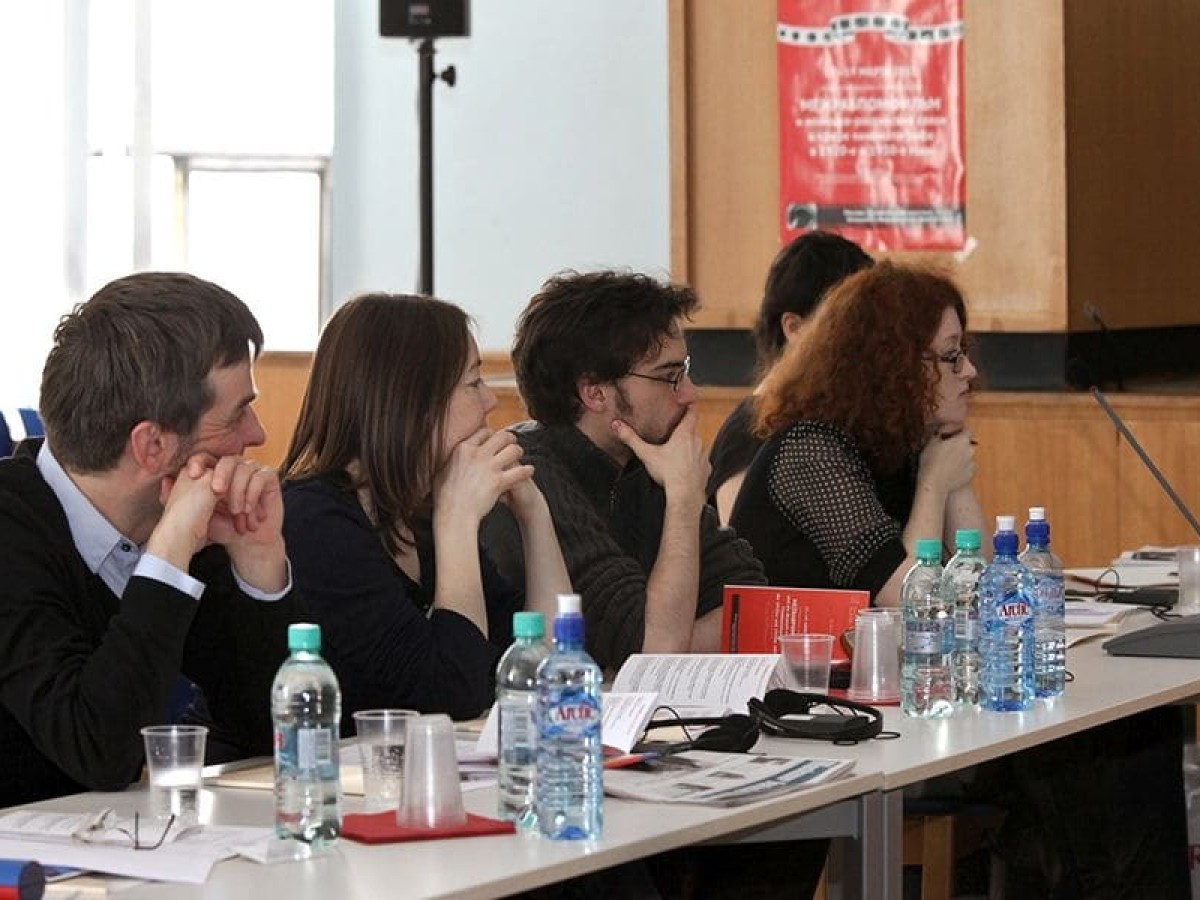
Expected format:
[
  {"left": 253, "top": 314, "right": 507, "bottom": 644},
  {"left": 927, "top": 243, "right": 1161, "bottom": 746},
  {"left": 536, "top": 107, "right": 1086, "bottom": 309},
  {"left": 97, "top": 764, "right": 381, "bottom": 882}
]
[
  {"left": 0, "top": 444, "right": 302, "bottom": 808},
  {"left": 481, "top": 423, "right": 765, "bottom": 670}
]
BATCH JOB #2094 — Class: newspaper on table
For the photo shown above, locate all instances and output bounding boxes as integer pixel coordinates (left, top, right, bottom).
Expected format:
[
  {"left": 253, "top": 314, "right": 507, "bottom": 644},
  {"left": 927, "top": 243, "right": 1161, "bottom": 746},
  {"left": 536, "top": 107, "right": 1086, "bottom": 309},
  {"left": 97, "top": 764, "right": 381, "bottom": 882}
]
[{"left": 603, "top": 749, "right": 854, "bottom": 807}]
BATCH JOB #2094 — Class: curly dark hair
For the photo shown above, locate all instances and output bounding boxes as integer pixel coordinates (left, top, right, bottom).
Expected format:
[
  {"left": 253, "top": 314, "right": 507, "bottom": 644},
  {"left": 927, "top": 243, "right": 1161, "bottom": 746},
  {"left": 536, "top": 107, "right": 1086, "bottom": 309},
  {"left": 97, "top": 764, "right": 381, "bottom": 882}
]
[
  {"left": 752, "top": 231, "right": 873, "bottom": 373},
  {"left": 513, "top": 270, "right": 699, "bottom": 425},
  {"left": 754, "top": 261, "right": 969, "bottom": 473}
]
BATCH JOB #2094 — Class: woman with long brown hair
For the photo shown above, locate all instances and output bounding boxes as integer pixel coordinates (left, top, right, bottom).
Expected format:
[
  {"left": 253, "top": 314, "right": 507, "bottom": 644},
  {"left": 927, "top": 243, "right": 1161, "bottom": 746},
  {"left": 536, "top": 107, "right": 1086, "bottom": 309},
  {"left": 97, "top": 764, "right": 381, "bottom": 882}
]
[
  {"left": 281, "top": 293, "right": 569, "bottom": 728},
  {"left": 730, "top": 260, "right": 983, "bottom": 605}
]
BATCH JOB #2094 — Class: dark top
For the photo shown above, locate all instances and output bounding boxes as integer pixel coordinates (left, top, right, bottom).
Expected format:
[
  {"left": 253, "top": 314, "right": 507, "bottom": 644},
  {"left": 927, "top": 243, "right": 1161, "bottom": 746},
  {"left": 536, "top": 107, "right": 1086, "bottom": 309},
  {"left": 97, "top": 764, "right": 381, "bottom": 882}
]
[
  {"left": 282, "top": 475, "right": 520, "bottom": 730},
  {"left": 730, "top": 421, "right": 913, "bottom": 599},
  {"left": 705, "top": 396, "right": 761, "bottom": 507},
  {"left": 0, "top": 445, "right": 300, "bottom": 808},
  {"left": 481, "top": 422, "right": 765, "bottom": 670}
]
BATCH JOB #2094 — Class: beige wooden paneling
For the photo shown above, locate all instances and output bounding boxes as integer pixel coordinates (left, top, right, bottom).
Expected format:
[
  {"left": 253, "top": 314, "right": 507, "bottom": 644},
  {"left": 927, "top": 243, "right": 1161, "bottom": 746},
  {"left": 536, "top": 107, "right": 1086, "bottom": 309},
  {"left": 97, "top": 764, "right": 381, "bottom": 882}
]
[{"left": 247, "top": 351, "right": 311, "bottom": 469}]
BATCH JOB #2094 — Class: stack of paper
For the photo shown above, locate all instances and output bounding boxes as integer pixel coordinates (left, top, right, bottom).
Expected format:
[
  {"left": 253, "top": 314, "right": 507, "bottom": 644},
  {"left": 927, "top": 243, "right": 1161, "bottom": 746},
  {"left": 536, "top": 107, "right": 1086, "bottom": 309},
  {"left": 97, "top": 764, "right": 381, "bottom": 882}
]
[{"left": 604, "top": 749, "right": 854, "bottom": 807}]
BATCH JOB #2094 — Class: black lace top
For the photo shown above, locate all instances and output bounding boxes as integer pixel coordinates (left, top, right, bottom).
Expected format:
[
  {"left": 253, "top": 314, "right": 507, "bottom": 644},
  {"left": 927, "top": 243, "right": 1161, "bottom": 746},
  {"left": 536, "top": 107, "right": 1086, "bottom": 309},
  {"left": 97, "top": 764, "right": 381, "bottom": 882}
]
[{"left": 729, "top": 420, "right": 913, "bottom": 599}]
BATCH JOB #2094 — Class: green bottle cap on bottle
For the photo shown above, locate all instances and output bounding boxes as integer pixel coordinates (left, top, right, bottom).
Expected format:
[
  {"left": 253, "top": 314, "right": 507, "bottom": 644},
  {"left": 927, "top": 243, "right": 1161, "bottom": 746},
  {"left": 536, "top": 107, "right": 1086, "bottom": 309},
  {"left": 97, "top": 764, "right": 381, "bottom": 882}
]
[
  {"left": 512, "top": 611, "right": 545, "bottom": 640},
  {"left": 915, "top": 538, "right": 942, "bottom": 561},
  {"left": 287, "top": 622, "right": 322, "bottom": 652},
  {"left": 955, "top": 529, "right": 982, "bottom": 551}
]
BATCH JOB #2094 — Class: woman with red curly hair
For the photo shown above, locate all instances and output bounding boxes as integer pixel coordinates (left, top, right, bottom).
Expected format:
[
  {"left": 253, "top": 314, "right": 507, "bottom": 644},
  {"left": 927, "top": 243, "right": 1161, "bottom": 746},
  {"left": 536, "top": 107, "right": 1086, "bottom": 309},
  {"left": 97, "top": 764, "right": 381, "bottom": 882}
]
[{"left": 730, "top": 261, "right": 984, "bottom": 606}]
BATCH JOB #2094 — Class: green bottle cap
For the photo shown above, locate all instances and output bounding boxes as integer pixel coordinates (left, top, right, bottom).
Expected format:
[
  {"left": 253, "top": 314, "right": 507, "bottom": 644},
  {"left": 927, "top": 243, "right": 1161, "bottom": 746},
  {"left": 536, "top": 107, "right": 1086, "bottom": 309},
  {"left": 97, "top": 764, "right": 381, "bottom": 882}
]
[
  {"left": 512, "top": 611, "right": 545, "bottom": 640},
  {"left": 955, "top": 529, "right": 982, "bottom": 551},
  {"left": 915, "top": 538, "right": 942, "bottom": 561},
  {"left": 287, "top": 622, "right": 322, "bottom": 652}
]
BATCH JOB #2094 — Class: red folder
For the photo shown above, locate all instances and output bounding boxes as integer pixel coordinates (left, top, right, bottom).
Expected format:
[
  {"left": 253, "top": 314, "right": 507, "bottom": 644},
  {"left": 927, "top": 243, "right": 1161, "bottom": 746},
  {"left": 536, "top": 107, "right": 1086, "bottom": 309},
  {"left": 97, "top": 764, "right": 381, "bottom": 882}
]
[{"left": 720, "top": 584, "right": 868, "bottom": 664}]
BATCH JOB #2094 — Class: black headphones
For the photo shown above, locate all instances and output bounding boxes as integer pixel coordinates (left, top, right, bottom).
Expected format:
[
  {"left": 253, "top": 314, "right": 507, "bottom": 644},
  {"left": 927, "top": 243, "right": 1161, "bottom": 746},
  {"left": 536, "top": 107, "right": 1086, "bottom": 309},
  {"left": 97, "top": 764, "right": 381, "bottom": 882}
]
[
  {"left": 748, "top": 689, "right": 892, "bottom": 744},
  {"left": 639, "top": 713, "right": 761, "bottom": 754},
  {"left": 638, "top": 690, "right": 894, "bottom": 754}
]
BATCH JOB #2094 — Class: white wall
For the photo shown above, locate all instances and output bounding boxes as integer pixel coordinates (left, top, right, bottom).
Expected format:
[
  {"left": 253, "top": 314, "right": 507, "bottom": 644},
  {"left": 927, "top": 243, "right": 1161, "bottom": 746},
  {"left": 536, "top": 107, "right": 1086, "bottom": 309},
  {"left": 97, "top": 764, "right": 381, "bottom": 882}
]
[
  {"left": 0, "top": 1, "right": 670, "bottom": 411},
  {"left": 331, "top": 0, "right": 671, "bottom": 352}
]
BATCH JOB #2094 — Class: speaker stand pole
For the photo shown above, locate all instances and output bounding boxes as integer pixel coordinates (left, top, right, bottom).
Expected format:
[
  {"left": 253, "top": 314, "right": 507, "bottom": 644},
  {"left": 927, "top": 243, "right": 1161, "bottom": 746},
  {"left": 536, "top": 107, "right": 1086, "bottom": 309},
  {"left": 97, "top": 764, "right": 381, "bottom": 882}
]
[
  {"left": 416, "top": 38, "right": 457, "bottom": 296},
  {"left": 418, "top": 37, "right": 436, "bottom": 295}
]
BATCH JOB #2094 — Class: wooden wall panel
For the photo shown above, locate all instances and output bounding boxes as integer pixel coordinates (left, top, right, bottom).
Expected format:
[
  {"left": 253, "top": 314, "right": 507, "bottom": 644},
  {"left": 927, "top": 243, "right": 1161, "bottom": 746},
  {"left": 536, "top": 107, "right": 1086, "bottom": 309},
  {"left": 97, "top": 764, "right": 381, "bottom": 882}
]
[
  {"left": 669, "top": 0, "right": 782, "bottom": 325},
  {"left": 1111, "top": 400, "right": 1200, "bottom": 549},
  {"left": 247, "top": 351, "right": 311, "bottom": 469},
  {"left": 966, "top": 393, "right": 1121, "bottom": 567},
  {"left": 1063, "top": 0, "right": 1200, "bottom": 330}
]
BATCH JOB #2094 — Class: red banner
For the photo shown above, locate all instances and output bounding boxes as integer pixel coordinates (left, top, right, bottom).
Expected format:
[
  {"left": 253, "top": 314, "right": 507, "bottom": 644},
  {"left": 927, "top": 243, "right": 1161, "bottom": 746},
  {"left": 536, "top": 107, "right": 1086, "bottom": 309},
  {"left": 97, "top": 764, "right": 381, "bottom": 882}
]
[{"left": 777, "top": 1, "right": 965, "bottom": 251}]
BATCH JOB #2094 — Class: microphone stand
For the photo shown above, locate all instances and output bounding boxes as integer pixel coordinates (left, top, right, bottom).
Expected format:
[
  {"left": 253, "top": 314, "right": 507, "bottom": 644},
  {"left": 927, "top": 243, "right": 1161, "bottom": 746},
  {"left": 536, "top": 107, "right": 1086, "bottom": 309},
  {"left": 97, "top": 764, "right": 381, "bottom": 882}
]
[
  {"left": 1088, "top": 386, "right": 1200, "bottom": 539},
  {"left": 1083, "top": 302, "right": 1126, "bottom": 392}
]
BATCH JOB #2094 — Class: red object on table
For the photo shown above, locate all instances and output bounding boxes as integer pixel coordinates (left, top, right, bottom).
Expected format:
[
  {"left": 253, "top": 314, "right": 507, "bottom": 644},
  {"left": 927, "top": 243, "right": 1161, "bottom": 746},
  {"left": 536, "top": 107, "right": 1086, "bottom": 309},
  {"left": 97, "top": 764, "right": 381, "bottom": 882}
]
[{"left": 342, "top": 810, "right": 516, "bottom": 844}]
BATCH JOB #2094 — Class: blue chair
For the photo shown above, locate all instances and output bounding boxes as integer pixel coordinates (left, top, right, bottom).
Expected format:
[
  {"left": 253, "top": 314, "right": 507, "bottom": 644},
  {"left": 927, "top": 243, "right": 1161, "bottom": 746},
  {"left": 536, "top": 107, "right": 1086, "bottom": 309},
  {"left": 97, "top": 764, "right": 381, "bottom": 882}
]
[
  {"left": 0, "top": 413, "right": 12, "bottom": 457},
  {"left": 18, "top": 408, "right": 43, "bottom": 438}
]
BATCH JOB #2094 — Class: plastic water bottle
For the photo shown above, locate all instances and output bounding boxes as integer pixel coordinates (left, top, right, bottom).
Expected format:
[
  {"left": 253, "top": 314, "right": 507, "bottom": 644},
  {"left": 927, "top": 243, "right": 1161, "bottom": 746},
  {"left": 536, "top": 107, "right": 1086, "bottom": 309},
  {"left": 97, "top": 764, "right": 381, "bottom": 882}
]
[
  {"left": 900, "top": 538, "right": 954, "bottom": 718},
  {"left": 978, "top": 517, "right": 1036, "bottom": 712},
  {"left": 272, "top": 622, "right": 341, "bottom": 847},
  {"left": 496, "top": 611, "right": 550, "bottom": 830},
  {"left": 535, "top": 594, "right": 603, "bottom": 840},
  {"left": 1020, "top": 507, "right": 1066, "bottom": 698},
  {"left": 942, "top": 529, "right": 987, "bottom": 707}
]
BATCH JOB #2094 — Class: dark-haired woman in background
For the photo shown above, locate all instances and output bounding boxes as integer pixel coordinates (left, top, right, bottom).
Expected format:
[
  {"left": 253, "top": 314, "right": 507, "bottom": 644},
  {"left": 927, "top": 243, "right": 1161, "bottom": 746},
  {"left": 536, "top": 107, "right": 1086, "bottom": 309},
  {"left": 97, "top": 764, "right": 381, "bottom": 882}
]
[
  {"left": 706, "top": 231, "right": 873, "bottom": 524},
  {"left": 281, "top": 293, "right": 569, "bottom": 729},
  {"left": 731, "top": 261, "right": 982, "bottom": 604}
]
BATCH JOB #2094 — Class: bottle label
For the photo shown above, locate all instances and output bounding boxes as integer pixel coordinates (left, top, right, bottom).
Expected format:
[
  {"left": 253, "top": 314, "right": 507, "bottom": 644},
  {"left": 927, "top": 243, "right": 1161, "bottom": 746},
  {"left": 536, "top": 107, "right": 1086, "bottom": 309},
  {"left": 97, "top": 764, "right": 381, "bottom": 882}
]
[
  {"left": 542, "top": 689, "right": 601, "bottom": 739},
  {"left": 276, "top": 725, "right": 336, "bottom": 772},
  {"left": 954, "top": 607, "right": 978, "bottom": 641},
  {"left": 995, "top": 593, "right": 1031, "bottom": 621},
  {"left": 905, "top": 622, "right": 941, "bottom": 654}
]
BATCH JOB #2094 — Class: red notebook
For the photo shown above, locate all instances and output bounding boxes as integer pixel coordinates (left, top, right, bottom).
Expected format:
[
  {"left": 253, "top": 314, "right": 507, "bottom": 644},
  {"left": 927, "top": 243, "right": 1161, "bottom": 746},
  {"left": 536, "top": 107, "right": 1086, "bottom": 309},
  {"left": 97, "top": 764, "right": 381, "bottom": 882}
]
[{"left": 720, "top": 584, "right": 868, "bottom": 664}]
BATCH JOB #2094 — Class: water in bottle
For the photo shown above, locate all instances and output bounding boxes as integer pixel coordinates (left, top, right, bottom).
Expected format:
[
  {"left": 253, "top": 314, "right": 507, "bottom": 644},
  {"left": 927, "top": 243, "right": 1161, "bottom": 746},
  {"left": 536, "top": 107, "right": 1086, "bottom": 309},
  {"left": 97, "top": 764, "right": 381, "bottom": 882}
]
[
  {"left": 272, "top": 622, "right": 341, "bottom": 848},
  {"left": 1020, "top": 507, "right": 1066, "bottom": 698},
  {"left": 900, "top": 538, "right": 954, "bottom": 718},
  {"left": 978, "top": 517, "right": 1036, "bottom": 712},
  {"left": 496, "top": 611, "right": 550, "bottom": 830},
  {"left": 942, "top": 528, "right": 987, "bottom": 707},
  {"left": 536, "top": 594, "right": 603, "bottom": 840}
]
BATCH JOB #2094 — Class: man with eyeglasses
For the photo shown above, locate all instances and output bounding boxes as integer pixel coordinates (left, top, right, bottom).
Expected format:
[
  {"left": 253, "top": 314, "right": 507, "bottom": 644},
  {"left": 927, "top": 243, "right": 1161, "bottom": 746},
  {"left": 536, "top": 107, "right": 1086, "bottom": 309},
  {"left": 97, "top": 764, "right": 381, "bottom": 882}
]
[{"left": 482, "top": 270, "right": 765, "bottom": 672}]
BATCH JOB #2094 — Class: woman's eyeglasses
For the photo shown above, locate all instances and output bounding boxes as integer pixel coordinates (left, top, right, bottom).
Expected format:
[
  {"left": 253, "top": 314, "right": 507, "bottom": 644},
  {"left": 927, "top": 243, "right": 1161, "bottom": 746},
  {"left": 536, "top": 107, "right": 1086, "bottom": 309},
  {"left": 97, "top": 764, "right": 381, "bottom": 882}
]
[{"left": 926, "top": 346, "right": 970, "bottom": 375}]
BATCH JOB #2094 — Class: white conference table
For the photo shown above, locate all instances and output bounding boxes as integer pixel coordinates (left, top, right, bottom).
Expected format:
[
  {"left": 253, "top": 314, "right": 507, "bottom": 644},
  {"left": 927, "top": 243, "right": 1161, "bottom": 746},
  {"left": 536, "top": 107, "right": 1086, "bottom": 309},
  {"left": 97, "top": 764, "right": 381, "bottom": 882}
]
[
  {"left": 20, "top": 607, "right": 1200, "bottom": 899},
  {"left": 751, "top": 607, "right": 1200, "bottom": 897},
  {"left": 30, "top": 761, "right": 884, "bottom": 900}
]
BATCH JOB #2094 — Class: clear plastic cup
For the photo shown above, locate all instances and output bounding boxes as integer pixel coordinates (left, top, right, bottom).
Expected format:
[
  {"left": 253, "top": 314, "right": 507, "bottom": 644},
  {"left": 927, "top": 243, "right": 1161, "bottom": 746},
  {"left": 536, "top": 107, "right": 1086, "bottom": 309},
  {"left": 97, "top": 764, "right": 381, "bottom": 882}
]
[
  {"left": 1177, "top": 547, "right": 1200, "bottom": 616},
  {"left": 847, "top": 609, "right": 902, "bottom": 702},
  {"left": 777, "top": 633, "right": 835, "bottom": 693},
  {"left": 396, "top": 714, "right": 467, "bottom": 829},
  {"left": 141, "top": 724, "right": 208, "bottom": 825},
  {"left": 353, "top": 709, "right": 417, "bottom": 812}
]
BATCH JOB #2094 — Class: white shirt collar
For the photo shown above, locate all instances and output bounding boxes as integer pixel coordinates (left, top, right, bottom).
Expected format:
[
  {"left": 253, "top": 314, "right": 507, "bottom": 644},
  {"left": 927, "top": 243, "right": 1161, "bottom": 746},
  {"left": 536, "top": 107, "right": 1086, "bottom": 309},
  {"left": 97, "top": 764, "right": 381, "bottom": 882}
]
[{"left": 36, "top": 441, "right": 141, "bottom": 595}]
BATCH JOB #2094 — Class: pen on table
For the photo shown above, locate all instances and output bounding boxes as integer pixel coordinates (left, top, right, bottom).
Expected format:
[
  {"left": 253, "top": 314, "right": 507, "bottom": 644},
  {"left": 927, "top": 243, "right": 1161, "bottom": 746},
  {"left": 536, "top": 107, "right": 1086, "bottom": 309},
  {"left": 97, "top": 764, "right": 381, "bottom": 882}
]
[{"left": 604, "top": 751, "right": 662, "bottom": 769}]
